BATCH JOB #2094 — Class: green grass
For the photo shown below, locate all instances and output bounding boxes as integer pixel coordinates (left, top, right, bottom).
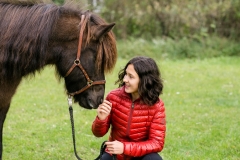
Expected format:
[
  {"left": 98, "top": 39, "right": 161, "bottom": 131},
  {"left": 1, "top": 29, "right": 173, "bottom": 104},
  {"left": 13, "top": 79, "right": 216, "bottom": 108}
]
[
  {"left": 3, "top": 56, "right": 240, "bottom": 159},
  {"left": 159, "top": 57, "right": 240, "bottom": 160}
]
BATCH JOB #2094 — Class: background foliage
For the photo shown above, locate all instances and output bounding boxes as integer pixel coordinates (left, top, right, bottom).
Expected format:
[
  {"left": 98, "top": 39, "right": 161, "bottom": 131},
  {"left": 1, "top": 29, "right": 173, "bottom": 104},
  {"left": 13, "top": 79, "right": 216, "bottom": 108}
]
[
  {"left": 82, "top": 0, "right": 240, "bottom": 40},
  {"left": 52, "top": 0, "right": 240, "bottom": 58}
]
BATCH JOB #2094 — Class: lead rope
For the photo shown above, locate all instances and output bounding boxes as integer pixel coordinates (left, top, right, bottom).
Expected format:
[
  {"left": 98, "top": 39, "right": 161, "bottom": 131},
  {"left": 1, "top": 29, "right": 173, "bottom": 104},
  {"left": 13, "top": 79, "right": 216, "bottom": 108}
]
[
  {"left": 68, "top": 95, "right": 82, "bottom": 160},
  {"left": 68, "top": 95, "right": 117, "bottom": 160},
  {"left": 94, "top": 141, "right": 117, "bottom": 160}
]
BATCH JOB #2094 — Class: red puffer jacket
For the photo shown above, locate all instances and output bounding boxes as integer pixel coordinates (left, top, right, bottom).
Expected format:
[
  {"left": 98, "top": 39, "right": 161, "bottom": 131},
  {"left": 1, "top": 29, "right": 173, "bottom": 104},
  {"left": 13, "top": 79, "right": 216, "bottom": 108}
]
[{"left": 92, "top": 86, "right": 166, "bottom": 160}]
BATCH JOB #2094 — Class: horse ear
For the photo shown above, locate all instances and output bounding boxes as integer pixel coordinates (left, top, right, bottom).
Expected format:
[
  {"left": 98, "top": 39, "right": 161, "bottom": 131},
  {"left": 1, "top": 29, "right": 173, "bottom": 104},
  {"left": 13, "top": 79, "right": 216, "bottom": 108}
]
[{"left": 93, "top": 23, "right": 115, "bottom": 40}]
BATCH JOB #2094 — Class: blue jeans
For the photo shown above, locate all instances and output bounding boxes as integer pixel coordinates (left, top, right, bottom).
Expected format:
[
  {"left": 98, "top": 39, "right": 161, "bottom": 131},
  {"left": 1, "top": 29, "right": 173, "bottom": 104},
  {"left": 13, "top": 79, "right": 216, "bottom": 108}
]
[{"left": 101, "top": 152, "right": 163, "bottom": 160}]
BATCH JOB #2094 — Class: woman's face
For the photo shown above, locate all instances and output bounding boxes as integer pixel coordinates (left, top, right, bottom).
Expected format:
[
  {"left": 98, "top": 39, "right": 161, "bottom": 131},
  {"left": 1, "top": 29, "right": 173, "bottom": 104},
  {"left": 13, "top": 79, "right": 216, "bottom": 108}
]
[{"left": 123, "top": 64, "right": 140, "bottom": 101}]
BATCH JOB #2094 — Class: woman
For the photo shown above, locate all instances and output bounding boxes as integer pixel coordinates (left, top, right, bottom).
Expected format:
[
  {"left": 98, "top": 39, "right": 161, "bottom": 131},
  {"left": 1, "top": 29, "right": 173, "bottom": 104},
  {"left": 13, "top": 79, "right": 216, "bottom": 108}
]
[{"left": 92, "top": 56, "right": 166, "bottom": 160}]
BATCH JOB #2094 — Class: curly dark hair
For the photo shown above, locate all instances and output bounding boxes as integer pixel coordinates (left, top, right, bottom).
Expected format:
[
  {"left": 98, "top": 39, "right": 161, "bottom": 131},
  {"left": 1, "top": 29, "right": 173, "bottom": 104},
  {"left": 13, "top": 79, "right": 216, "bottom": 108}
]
[{"left": 115, "top": 56, "right": 163, "bottom": 106}]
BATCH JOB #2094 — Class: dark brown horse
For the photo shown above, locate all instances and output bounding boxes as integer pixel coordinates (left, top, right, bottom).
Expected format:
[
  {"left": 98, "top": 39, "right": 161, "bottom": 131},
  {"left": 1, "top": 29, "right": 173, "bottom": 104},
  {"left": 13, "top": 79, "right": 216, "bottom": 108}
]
[{"left": 0, "top": 0, "right": 117, "bottom": 159}]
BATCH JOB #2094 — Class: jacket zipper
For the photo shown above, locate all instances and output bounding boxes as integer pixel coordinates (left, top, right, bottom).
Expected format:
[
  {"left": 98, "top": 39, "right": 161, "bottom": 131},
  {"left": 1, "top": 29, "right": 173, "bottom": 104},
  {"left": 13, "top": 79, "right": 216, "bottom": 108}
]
[
  {"left": 126, "top": 102, "right": 134, "bottom": 136},
  {"left": 125, "top": 102, "right": 134, "bottom": 160}
]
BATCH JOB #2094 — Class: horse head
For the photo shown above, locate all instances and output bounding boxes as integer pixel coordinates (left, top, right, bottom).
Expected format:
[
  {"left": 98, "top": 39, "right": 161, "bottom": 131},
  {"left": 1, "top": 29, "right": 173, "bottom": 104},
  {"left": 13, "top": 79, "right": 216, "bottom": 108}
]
[{"left": 49, "top": 9, "right": 117, "bottom": 109}]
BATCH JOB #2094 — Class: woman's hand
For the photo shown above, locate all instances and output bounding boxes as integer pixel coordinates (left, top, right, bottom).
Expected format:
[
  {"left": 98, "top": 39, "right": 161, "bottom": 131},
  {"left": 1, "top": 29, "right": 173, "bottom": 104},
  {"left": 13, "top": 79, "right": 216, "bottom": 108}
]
[
  {"left": 97, "top": 100, "right": 112, "bottom": 120},
  {"left": 105, "top": 140, "right": 124, "bottom": 155}
]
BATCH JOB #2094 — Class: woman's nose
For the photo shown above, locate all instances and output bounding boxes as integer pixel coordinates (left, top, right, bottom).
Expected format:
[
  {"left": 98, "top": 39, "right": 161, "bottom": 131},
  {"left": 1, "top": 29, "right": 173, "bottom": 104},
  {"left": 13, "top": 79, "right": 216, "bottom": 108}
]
[{"left": 123, "top": 75, "right": 128, "bottom": 82}]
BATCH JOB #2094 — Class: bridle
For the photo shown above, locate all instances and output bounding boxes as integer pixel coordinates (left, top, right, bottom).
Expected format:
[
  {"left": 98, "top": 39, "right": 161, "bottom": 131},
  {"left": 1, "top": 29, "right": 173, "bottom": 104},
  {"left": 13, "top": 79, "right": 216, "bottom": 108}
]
[
  {"left": 64, "top": 14, "right": 106, "bottom": 97},
  {"left": 65, "top": 14, "right": 106, "bottom": 160}
]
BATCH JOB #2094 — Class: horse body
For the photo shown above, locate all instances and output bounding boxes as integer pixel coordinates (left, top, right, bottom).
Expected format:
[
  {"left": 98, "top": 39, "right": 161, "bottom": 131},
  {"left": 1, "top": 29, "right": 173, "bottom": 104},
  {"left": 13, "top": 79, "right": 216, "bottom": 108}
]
[{"left": 0, "top": 1, "right": 117, "bottom": 159}]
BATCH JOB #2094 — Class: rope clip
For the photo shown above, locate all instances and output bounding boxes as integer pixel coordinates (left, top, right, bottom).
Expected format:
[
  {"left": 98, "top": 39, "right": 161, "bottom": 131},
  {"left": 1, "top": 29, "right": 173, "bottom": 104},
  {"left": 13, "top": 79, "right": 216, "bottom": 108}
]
[{"left": 68, "top": 95, "right": 73, "bottom": 106}]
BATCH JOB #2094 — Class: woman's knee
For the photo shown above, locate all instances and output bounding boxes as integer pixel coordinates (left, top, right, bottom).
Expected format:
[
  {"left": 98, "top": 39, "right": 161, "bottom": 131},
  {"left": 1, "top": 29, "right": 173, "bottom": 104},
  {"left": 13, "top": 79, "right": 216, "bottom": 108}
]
[
  {"left": 101, "top": 152, "right": 113, "bottom": 160},
  {"left": 142, "top": 153, "right": 163, "bottom": 160}
]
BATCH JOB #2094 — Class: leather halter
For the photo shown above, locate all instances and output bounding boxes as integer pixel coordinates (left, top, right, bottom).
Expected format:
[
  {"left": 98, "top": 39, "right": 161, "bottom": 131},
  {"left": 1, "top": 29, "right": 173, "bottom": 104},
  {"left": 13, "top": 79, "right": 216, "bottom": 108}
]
[{"left": 64, "top": 14, "right": 106, "bottom": 96}]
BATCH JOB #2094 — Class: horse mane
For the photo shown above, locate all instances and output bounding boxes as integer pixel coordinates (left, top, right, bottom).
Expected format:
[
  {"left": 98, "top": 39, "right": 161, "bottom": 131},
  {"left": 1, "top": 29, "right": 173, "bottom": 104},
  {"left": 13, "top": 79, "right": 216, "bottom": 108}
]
[
  {"left": 0, "top": 0, "right": 60, "bottom": 80},
  {"left": 0, "top": 0, "right": 117, "bottom": 81}
]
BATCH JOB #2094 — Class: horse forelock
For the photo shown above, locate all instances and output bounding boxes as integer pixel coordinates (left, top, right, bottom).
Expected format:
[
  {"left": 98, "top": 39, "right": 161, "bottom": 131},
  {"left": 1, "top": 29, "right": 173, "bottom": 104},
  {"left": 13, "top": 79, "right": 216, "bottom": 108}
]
[
  {"left": 84, "top": 13, "right": 117, "bottom": 74},
  {"left": 0, "top": 2, "right": 60, "bottom": 79}
]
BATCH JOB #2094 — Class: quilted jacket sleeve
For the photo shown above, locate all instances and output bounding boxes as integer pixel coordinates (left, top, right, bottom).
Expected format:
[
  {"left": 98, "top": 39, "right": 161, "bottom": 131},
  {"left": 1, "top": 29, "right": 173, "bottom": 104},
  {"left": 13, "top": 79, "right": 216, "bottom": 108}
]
[
  {"left": 123, "top": 101, "right": 166, "bottom": 157},
  {"left": 92, "top": 115, "right": 111, "bottom": 137}
]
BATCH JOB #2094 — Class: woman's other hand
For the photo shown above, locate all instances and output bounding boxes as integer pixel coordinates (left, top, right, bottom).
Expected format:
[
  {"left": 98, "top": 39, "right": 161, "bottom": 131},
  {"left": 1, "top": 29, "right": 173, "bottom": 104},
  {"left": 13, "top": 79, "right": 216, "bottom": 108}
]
[{"left": 105, "top": 140, "right": 124, "bottom": 155}]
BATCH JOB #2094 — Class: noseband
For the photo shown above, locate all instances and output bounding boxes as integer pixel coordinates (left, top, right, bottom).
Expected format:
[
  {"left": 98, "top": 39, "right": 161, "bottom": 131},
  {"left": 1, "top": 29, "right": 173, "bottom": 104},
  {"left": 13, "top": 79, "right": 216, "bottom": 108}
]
[{"left": 64, "top": 14, "right": 106, "bottom": 96}]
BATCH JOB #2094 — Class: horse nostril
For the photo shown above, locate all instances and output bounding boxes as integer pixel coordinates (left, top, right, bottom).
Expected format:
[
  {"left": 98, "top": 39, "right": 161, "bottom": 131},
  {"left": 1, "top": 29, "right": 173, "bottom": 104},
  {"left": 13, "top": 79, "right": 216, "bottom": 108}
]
[
  {"left": 97, "top": 96, "right": 104, "bottom": 105},
  {"left": 87, "top": 96, "right": 104, "bottom": 109},
  {"left": 87, "top": 98, "right": 94, "bottom": 108}
]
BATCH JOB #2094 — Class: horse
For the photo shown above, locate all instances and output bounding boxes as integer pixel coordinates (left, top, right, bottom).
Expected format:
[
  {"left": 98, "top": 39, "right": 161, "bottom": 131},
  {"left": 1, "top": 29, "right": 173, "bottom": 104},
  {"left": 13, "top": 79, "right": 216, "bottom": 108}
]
[{"left": 0, "top": 0, "right": 117, "bottom": 159}]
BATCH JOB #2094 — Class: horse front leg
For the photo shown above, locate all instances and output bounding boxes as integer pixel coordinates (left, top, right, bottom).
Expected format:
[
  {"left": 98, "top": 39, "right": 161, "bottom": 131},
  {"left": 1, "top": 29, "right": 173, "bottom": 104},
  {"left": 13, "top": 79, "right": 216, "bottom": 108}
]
[
  {"left": 0, "top": 104, "right": 10, "bottom": 160},
  {"left": 0, "top": 80, "right": 20, "bottom": 160}
]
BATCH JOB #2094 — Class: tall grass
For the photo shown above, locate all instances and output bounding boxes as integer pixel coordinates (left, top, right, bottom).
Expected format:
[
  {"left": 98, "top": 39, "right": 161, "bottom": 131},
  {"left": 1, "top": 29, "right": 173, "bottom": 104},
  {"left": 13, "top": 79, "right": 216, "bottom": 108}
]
[
  {"left": 117, "top": 37, "right": 240, "bottom": 60},
  {"left": 3, "top": 55, "right": 240, "bottom": 159}
]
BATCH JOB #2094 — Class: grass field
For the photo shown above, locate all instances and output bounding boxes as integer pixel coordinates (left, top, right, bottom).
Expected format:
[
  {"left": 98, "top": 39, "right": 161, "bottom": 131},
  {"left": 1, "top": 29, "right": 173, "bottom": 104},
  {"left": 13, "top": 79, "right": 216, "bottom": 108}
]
[{"left": 3, "top": 56, "right": 240, "bottom": 160}]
